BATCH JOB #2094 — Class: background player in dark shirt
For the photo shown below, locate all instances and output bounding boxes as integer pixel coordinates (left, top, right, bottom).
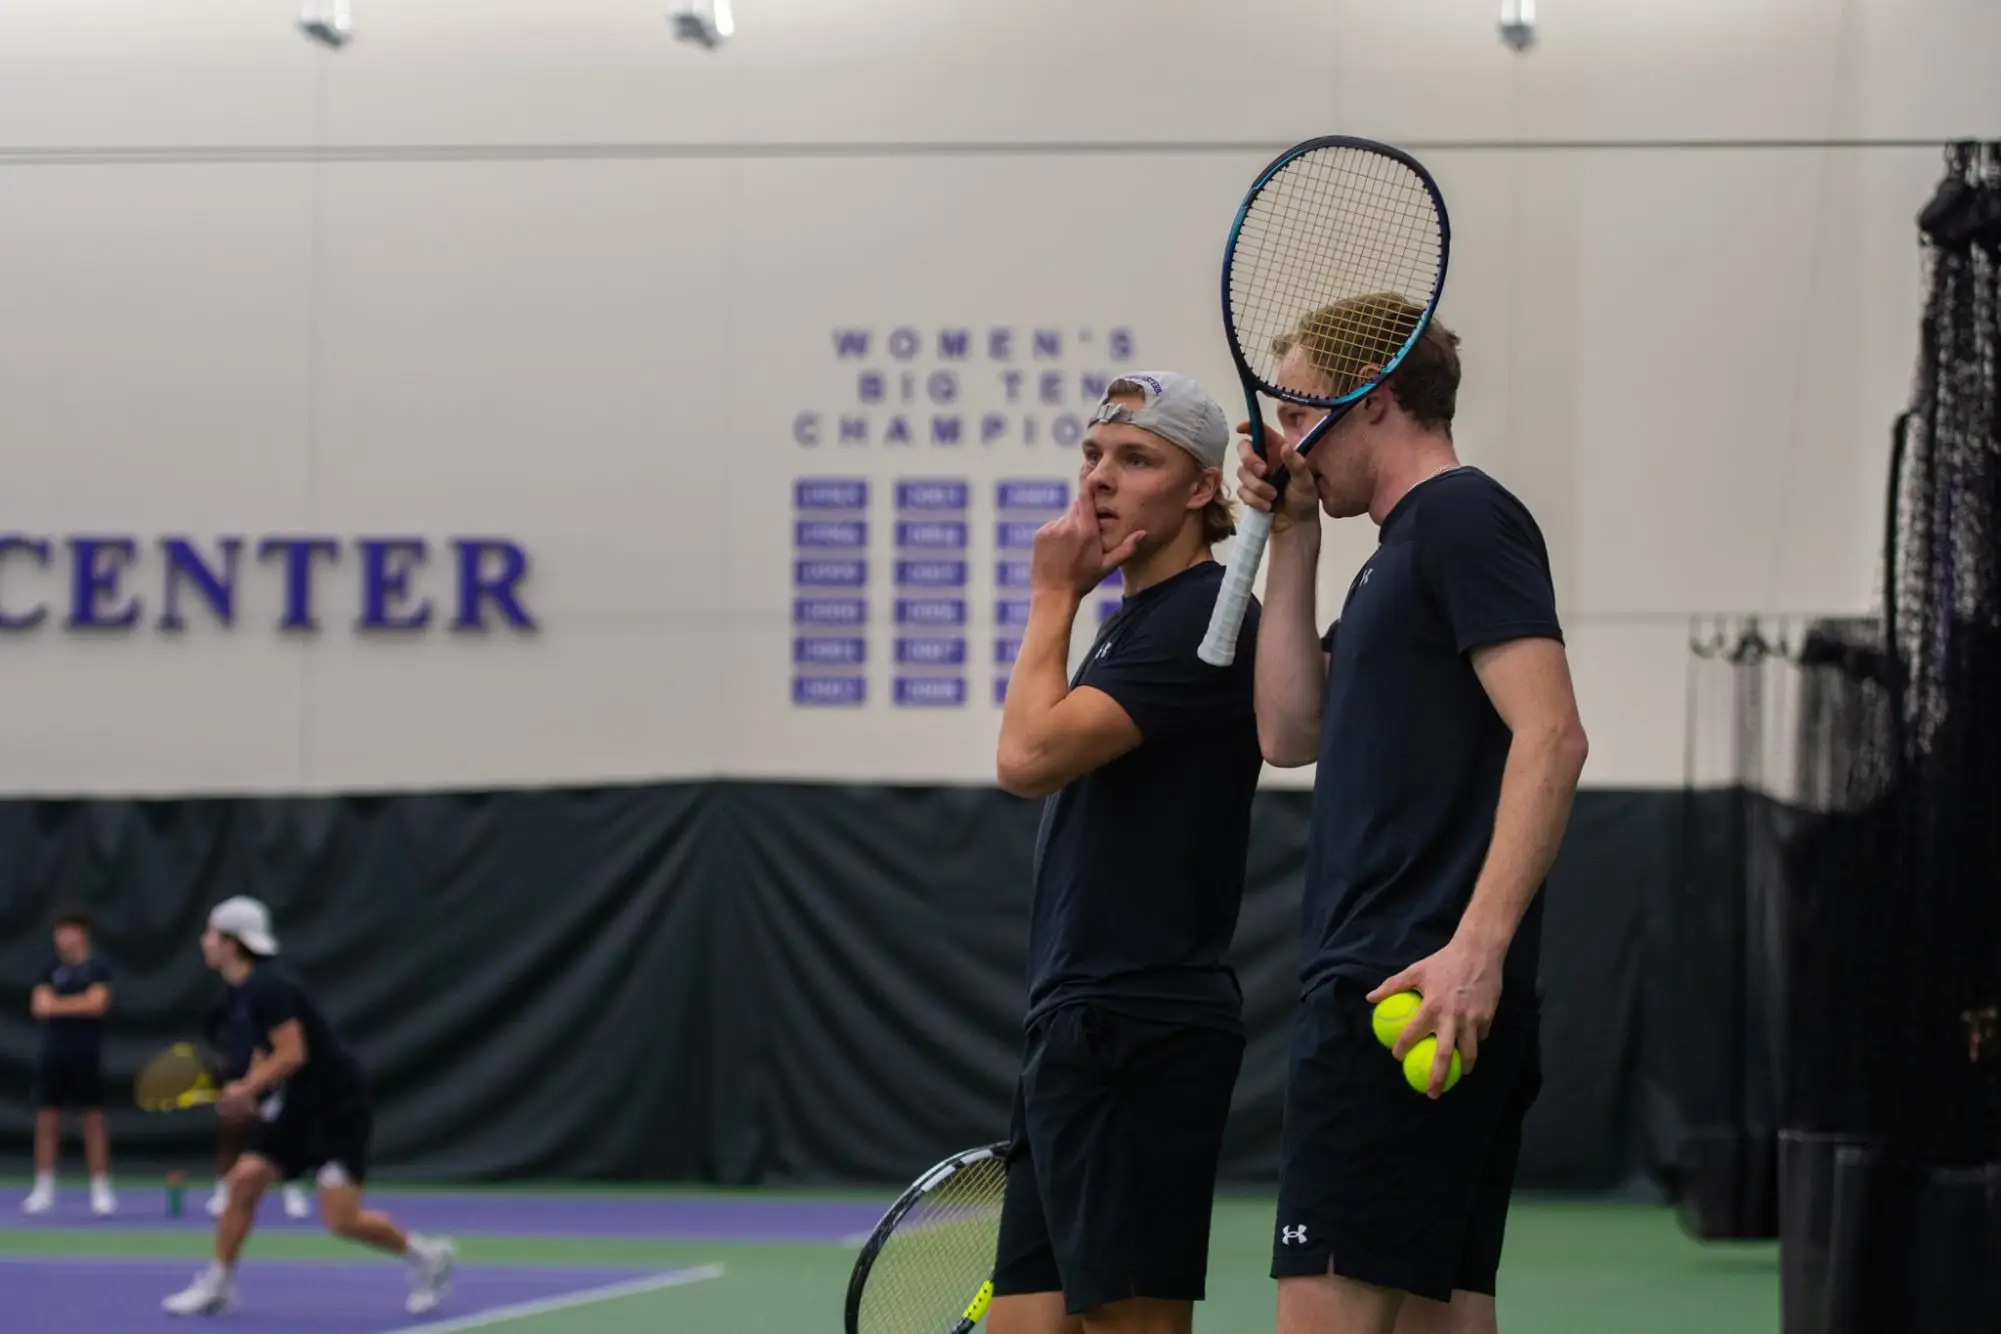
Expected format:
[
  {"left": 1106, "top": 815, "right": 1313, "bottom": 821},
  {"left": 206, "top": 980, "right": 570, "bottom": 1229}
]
[
  {"left": 22, "top": 908, "right": 116, "bottom": 1217},
  {"left": 1236, "top": 299, "right": 1588, "bottom": 1334},
  {"left": 990, "top": 372, "right": 1262, "bottom": 1334},
  {"left": 162, "top": 897, "right": 454, "bottom": 1319}
]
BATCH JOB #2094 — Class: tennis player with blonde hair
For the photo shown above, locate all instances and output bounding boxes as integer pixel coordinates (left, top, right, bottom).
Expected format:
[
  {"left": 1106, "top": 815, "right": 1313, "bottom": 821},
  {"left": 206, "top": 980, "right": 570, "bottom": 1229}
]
[
  {"left": 989, "top": 372, "right": 1262, "bottom": 1334},
  {"left": 1242, "top": 300, "right": 1588, "bottom": 1334}
]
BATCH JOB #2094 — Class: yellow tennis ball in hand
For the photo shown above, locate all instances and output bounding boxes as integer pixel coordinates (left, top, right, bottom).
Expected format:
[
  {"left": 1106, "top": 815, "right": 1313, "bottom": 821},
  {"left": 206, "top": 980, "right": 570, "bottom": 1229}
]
[
  {"left": 1403, "top": 1036, "right": 1463, "bottom": 1094},
  {"left": 1371, "top": 991, "right": 1422, "bottom": 1049}
]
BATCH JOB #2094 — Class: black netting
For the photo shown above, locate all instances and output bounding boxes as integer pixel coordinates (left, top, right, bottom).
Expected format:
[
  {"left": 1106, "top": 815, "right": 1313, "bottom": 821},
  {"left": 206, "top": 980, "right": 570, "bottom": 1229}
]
[
  {"left": 1773, "top": 144, "right": 2001, "bottom": 1173},
  {"left": 1881, "top": 141, "right": 2001, "bottom": 1171},
  {"left": 1675, "top": 145, "right": 2001, "bottom": 1327}
]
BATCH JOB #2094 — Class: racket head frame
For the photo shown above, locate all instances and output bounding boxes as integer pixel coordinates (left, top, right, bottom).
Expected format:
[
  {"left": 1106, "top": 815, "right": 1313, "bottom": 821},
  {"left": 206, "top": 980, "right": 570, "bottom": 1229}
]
[
  {"left": 133, "top": 1041, "right": 227, "bottom": 1112},
  {"left": 1198, "top": 135, "right": 1450, "bottom": 669},
  {"left": 1221, "top": 134, "right": 1454, "bottom": 481},
  {"left": 843, "top": 1139, "right": 1011, "bottom": 1334}
]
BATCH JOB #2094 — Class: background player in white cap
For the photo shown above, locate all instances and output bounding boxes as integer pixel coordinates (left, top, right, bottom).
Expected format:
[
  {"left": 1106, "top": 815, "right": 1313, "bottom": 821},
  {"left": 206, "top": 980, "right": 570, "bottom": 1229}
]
[
  {"left": 989, "top": 373, "right": 1263, "bottom": 1334},
  {"left": 162, "top": 897, "right": 456, "bottom": 1319},
  {"left": 204, "top": 944, "right": 313, "bottom": 1222}
]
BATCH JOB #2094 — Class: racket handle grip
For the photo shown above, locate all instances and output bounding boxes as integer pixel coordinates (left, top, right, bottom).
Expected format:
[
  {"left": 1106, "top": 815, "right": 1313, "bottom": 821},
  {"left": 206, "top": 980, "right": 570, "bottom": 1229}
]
[{"left": 1198, "top": 506, "right": 1271, "bottom": 667}]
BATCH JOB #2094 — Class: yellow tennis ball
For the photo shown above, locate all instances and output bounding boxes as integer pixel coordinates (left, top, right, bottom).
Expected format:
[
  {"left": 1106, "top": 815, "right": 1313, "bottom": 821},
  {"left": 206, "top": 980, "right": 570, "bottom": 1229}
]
[
  {"left": 1371, "top": 991, "right": 1422, "bottom": 1049},
  {"left": 1403, "top": 1036, "right": 1463, "bottom": 1094}
]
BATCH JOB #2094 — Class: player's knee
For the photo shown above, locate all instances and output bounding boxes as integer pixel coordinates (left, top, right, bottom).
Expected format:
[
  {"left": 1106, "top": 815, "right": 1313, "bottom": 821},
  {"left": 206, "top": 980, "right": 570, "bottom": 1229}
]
[
  {"left": 1276, "top": 1272, "right": 1401, "bottom": 1334},
  {"left": 1393, "top": 1291, "right": 1495, "bottom": 1334},
  {"left": 1078, "top": 1297, "right": 1193, "bottom": 1334},
  {"left": 321, "top": 1201, "right": 362, "bottom": 1236},
  {"left": 228, "top": 1156, "right": 277, "bottom": 1193},
  {"left": 985, "top": 1293, "right": 1074, "bottom": 1334}
]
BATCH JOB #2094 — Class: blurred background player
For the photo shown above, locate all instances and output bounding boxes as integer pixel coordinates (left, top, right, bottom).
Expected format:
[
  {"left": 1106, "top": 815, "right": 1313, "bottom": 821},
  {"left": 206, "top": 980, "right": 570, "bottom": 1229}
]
[
  {"left": 22, "top": 908, "right": 116, "bottom": 1218},
  {"left": 203, "top": 974, "right": 312, "bottom": 1221},
  {"left": 162, "top": 897, "right": 454, "bottom": 1318}
]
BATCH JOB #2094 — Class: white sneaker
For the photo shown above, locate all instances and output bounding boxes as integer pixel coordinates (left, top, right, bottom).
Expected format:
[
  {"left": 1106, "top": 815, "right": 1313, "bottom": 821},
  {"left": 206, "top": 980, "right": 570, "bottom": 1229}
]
[
  {"left": 406, "top": 1236, "right": 455, "bottom": 1316},
  {"left": 205, "top": 1184, "right": 228, "bottom": 1218},
  {"left": 162, "top": 1263, "right": 238, "bottom": 1316},
  {"left": 90, "top": 1180, "right": 117, "bottom": 1217},
  {"left": 283, "top": 1185, "right": 311, "bottom": 1220},
  {"left": 21, "top": 1180, "right": 53, "bottom": 1215}
]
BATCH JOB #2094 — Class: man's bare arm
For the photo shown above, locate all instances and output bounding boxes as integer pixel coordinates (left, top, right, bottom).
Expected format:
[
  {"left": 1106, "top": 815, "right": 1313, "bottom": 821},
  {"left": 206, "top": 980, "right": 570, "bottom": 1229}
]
[
  {"left": 1255, "top": 526, "right": 1327, "bottom": 767},
  {"left": 1455, "top": 636, "right": 1590, "bottom": 956}
]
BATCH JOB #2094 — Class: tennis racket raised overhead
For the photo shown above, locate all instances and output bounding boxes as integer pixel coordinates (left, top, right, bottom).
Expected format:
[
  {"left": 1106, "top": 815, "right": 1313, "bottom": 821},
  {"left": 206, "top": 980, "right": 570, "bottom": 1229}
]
[
  {"left": 844, "top": 1141, "right": 1009, "bottom": 1334},
  {"left": 134, "top": 1042, "right": 224, "bottom": 1112},
  {"left": 1197, "top": 137, "right": 1451, "bottom": 667}
]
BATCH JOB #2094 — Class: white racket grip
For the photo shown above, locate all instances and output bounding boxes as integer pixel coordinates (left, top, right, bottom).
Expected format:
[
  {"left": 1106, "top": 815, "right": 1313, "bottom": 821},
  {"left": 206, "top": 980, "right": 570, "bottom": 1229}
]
[{"left": 1198, "top": 505, "right": 1272, "bottom": 667}]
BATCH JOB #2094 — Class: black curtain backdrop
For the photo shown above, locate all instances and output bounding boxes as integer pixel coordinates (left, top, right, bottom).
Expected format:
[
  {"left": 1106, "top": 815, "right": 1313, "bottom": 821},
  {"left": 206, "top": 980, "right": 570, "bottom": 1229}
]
[{"left": 0, "top": 783, "right": 1748, "bottom": 1192}]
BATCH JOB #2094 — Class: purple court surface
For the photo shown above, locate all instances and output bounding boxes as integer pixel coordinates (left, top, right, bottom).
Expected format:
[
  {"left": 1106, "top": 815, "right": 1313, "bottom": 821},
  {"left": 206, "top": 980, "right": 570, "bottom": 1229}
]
[
  {"left": 2, "top": 1188, "right": 889, "bottom": 1241},
  {"left": 2, "top": 1256, "right": 701, "bottom": 1334}
]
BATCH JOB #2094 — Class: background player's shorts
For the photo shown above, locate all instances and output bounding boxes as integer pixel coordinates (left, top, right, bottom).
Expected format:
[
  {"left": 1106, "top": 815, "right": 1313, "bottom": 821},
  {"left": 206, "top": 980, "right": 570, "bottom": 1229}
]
[
  {"left": 992, "top": 1002, "right": 1244, "bottom": 1315},
  {"left": 1271, "top": 977, "right": 1541, "bottom": 1304},
  {"left": 35, "top": 1051, "right": 106, "bottom": 1110},
  {"left": 248, "top": 1086, "right": 374, "bottom": 1188}
]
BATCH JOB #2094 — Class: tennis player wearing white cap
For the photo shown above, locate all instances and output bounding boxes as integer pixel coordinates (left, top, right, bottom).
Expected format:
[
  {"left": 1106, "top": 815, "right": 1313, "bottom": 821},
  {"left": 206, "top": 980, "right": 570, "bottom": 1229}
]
[
  {"left": 162, "top": 897, "right": 455, "bottom": 1318},
  {"left": 989, "top": 373, "right": 1263, "bottom": 1334}
]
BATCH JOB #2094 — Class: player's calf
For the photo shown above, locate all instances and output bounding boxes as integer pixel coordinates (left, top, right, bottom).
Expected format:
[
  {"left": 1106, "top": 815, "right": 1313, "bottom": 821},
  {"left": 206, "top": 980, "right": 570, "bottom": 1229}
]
[{"left": 315, "top": 1182, "right": 402, "bottom": 1250}]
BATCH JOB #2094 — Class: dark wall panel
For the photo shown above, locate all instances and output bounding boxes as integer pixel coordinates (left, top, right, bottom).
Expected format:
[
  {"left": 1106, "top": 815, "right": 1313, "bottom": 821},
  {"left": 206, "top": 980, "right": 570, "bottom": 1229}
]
[{"left": 1, "top": 782, "right": 1711, "bottom": 1191}]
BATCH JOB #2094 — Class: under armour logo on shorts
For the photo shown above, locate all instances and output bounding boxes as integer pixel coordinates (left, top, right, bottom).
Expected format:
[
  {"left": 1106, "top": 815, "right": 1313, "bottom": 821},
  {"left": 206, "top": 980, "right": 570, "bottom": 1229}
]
[{"left": 1281, "top": 1224, "right": 1309, "bottom": 1245}]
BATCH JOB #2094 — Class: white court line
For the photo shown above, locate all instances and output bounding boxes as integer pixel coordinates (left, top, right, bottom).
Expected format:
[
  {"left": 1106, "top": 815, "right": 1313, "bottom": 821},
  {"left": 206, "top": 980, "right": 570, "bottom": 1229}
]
[{"left": 381, "top": 1262, "right": 725, "bottom": 1334}]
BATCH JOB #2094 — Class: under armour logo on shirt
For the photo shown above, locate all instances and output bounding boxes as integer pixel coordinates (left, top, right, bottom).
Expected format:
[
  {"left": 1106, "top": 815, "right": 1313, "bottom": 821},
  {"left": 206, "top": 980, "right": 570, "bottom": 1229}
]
[
  {"left": 1281, "top": 1224, "right": 1309, "bottom": 1245},
  {"left": 1359, "top": 567, "right": 1372, "bottom": 586}
]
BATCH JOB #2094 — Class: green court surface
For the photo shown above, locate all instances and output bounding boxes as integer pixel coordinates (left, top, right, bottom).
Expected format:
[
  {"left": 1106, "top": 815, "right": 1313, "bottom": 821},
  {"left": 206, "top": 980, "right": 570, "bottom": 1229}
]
[{"left": 1, "top": 1186, "right": 1776, "bottom": 1333}]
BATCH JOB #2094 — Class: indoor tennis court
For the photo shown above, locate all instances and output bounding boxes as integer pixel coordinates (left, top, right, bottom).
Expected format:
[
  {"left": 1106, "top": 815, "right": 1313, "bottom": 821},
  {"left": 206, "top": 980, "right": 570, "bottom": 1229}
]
[
  {"left": 4, "top": 3, "right": 1998, "bottom": 1333},
  {"left": 1, "top": 1184, "right": 1777, "bottom": 1333}
]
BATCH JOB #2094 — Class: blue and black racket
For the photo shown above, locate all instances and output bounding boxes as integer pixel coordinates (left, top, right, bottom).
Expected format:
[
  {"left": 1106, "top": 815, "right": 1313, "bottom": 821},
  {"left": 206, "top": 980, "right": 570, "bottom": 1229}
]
[
  {"left": 844, "top": 1140, "right": 1009, "bottom": 1334},
  {"left": 1197, "top": 136, "right": 1452, "bottom": 667}
]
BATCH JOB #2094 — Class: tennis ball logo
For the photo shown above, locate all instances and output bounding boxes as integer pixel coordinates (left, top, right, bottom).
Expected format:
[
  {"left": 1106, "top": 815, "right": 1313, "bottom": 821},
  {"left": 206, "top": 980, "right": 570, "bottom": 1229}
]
[{"left": 1370, "top": 991, "right": 1462, "bottom": 1094}]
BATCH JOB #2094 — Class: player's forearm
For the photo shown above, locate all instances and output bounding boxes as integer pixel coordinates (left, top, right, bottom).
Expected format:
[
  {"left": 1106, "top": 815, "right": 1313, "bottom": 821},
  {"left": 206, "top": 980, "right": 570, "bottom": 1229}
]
[
  {"left": 1253, "top": 526, "right": 1325, "bottom": 766},
  {"left": 43, "top": 994, "right": 108, "bottom": 1017},
  {"left": 237, "top": 1051, "right": 302, "bottom": 1096},
  {"left": 1456, "top": 722, "right": 1588, "bottom": 959},
  {"left": 996, "top": 587, "right": 1082, "bottom": 788}
]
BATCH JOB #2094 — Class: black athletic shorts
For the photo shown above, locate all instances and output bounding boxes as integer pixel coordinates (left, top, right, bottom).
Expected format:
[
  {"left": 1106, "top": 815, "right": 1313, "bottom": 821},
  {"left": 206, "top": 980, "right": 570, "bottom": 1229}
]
[
  {"left": 248, "top": 1084, "right": 373, "bottom": 1188},
  {"left": 992, "top": 1002, "right": 1244, "bottom": 1315},
  {"left": 1271, "top": 977, "right": 1541, "bottom": 1304},
  {"left": 36, "top": 1051, "right": 106, "bottom": 1110}
]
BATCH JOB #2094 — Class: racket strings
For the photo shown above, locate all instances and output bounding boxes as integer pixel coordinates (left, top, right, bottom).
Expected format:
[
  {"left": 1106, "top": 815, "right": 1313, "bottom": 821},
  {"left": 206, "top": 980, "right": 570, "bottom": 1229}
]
[
  {"left": 1231, "top": 146, "right": 1444, "bottom": 398},
  {"left": 853, "top": 1154, "right": 1007, "bottom": 1334},
  {"left": 135, "top": 1044, "right": 216, "bottom": 1110}
]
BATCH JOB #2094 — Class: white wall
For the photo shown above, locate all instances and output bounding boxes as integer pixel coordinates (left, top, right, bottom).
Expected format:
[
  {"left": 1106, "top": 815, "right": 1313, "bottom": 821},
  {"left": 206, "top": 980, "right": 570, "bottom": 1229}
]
[{"left": 0, "top": 0, "right": 1992, "bottom": 797}]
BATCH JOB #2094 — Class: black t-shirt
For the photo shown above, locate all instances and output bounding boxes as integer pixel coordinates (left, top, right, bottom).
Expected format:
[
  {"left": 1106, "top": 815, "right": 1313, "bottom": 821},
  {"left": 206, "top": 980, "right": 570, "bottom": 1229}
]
[
  {"left": 39, "top": 956, "right": 112, "bottom": 1059},
  {"left": 206, "top": 984, "right": 258, "bottom": 1079},
  {"left": 236, "top": 964, "right": 365, "bottom": 1105},
  {"left": 1304, "top": 468, "right": 1563, "bottom": 1021},
  {"left": 1024, "top": 560, "right": 1263, "bottom": 1035}
]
